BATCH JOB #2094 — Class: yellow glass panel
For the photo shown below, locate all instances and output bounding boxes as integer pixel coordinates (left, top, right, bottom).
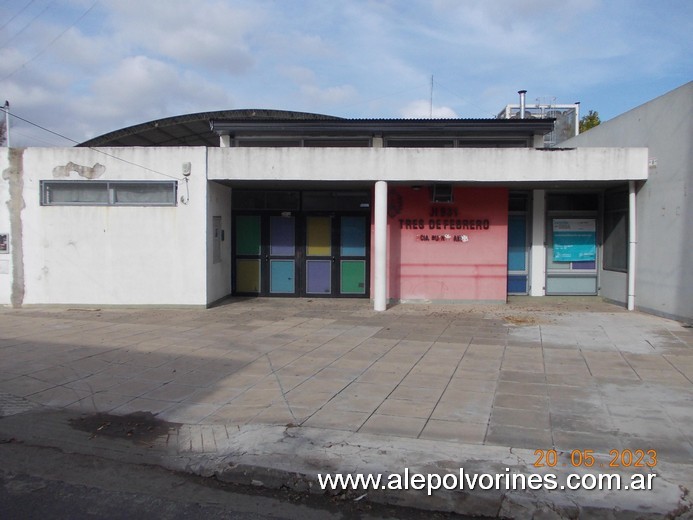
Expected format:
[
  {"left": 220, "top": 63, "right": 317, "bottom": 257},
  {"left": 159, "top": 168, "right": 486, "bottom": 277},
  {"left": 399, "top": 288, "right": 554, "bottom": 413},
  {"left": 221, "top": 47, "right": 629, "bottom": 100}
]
[
  {"left": 306, "top": 217, "right": 331, "bottom": 256},
  {"left": 236, "top": 259, "right": 261, "bottom": 293}
]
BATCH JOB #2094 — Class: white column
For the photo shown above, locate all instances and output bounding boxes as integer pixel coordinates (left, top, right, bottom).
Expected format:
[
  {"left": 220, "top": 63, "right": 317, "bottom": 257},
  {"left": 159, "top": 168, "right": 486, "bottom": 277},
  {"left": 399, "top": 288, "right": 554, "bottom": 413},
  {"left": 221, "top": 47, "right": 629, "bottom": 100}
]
[
  {"left": 219, "top": 134, "right": 231, "bottom": 147},
  {"left": 373, "top": 181, "right": 388, "bottom": 311},
  {"left": 627, "top": 181, "right": 637, "bottom": 311},
  {"left": 530, "top": 189, "right": 546, "bottom": 296}
]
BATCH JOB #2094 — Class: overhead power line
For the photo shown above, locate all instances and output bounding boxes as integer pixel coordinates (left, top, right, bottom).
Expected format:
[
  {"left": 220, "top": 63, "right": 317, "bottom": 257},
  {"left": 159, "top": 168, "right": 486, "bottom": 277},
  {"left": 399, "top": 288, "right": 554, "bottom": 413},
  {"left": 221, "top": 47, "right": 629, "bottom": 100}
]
[
  {"left": 5, "top": 109, "right": 183, "bottom": 181},
  {"left": 1, "top": 0, "right": 99, "bottom": 81}
]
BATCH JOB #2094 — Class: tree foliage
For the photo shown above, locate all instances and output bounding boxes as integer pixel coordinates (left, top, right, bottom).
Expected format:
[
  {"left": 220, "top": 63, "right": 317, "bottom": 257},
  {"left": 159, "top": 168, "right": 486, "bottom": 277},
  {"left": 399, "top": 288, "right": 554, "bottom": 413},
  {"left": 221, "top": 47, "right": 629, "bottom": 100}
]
[{"left": 579, "top": 110, "right": 601, "bottom": 133}]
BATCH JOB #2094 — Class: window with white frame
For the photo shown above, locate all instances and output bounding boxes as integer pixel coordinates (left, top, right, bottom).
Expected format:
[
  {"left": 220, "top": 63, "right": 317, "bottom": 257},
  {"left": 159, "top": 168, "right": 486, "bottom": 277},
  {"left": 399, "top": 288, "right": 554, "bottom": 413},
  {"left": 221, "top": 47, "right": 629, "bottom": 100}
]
[{"left": 41, "top": 180, "right": 177, "bottom": 206}]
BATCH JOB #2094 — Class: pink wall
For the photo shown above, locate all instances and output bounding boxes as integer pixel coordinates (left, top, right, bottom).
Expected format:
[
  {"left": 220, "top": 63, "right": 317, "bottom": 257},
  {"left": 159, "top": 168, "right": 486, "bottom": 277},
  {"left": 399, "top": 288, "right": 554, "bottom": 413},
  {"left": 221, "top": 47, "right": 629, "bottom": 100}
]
[{"left": 373, "top": 186, "right": 508, "bottom": 302}]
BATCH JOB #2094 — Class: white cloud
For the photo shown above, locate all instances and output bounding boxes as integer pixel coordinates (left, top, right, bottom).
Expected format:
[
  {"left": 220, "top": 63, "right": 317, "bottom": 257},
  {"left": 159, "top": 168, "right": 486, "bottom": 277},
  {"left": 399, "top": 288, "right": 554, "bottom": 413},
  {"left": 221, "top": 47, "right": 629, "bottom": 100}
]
[{"left": 399, "top": 100, "right": 458, "bottom": 119}]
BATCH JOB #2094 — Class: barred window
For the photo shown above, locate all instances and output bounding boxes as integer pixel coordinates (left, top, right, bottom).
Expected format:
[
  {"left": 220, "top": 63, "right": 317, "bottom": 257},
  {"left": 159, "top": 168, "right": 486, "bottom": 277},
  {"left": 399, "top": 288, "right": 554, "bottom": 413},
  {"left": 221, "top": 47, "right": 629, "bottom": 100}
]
[{"left": 41, "top": 181, "right": 177, "bottom": 206}]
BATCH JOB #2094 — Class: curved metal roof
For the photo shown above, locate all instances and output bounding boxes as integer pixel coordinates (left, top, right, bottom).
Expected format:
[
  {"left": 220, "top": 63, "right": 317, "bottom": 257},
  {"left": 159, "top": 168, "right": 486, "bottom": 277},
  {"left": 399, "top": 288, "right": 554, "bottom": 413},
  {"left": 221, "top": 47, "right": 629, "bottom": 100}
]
[
  {"left": 78, "top": 109, "right": 343, "bottom": 147},
  {"left": 78, "top": 108, "right": 554, "bottom": 148}
]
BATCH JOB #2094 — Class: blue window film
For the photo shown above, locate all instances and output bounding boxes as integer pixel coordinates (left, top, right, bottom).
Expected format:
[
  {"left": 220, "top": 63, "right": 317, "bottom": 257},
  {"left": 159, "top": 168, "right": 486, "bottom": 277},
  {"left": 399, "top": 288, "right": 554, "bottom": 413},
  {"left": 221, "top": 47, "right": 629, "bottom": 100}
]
[
  {"left": 270, "top": 260, "right": 294, "bottom": 293},
  {"left": 341, "top": 216, "right": 366, "bottom": 257},
  {"left": 507, "top": 215, "right": 527, "bottom": 271},
  {"left": 507, "top": 275, "right": 527, "bottom": 294}
]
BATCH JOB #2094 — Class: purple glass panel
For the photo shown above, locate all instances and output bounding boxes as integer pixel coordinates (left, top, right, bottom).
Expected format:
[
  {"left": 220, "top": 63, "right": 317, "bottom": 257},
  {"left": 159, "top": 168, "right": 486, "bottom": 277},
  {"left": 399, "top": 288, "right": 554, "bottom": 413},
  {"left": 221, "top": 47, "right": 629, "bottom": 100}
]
[
  {"left": 572, "top": 261, "right": 596, "bottom": 270},
  {"left": 306, "top": 260, "right": 331, "bottom": 294},
  {"left": 270, "top": 216, "right": 295, "bottom": 256}
]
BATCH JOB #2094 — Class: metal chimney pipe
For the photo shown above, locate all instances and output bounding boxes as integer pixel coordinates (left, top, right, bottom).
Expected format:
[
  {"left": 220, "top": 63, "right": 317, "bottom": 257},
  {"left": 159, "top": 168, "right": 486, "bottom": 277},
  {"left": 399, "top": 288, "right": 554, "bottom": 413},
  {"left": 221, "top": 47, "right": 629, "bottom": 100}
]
[{"left": 518, "top": 90, "right": 527, "bottom": 119}]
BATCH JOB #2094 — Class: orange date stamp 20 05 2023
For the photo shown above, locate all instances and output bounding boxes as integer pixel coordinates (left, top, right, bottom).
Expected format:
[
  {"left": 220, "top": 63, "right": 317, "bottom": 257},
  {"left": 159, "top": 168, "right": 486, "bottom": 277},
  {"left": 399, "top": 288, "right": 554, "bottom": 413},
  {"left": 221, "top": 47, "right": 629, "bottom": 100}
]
[{"left": 533, "top": 449, "right": 657, "bottom": 469}]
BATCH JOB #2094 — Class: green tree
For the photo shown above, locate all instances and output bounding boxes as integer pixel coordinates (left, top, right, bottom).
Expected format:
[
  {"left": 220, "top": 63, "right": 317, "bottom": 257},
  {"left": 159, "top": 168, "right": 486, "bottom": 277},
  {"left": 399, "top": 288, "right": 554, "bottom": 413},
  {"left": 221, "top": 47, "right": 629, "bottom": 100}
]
[{"left": 579, "top": 110, "right": 601, "bottom": 133}]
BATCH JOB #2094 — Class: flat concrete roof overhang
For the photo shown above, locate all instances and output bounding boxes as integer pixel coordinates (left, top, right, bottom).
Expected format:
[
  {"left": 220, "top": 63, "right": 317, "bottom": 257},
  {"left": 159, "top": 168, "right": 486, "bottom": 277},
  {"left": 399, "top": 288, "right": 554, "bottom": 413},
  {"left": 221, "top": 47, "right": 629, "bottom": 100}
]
[{"left": 207, "top": 147, "right": 649, "bottom": 184}]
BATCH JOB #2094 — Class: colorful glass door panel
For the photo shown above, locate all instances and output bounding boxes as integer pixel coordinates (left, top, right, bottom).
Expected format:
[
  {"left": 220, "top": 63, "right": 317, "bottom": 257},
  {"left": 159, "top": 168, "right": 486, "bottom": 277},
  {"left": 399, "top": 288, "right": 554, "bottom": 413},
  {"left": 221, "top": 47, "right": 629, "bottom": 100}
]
[
  {"left": 236, "top": 216, "right": 261, "bottom": 255},
  {"left": 341, "top": 260, "right": 366, "bottom": 294},
  {"left": 270, "top": 260, "right": 294, "bottom": 293},
  {"left": 340, "top": 216, "right": 366, "bottom": 256},
  {"left": 306, "top": 217, "right": 331, "bottom": 256},
  {"left": 236, "top": 259, "right": 260, "bottom": 293},
  {"left": 306, "top": 260, "right": 331, "bottom": 294},
  {"left": 270, "top": 216, "right": 295, "bottom": 256}
]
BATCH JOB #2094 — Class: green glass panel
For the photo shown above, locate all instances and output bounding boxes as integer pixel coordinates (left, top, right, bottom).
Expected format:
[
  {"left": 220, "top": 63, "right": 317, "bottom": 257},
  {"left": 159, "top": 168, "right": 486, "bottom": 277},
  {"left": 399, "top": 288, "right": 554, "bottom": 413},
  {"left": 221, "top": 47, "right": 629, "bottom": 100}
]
[
  {"left": 236, "top": 216, "right": 261, "bottom": 255},
  {"left": 341, "top": 260, "right": 366, "bottom": 294},
  {"left": 236, "top": 259, "right": 261, "bottom": 293}
]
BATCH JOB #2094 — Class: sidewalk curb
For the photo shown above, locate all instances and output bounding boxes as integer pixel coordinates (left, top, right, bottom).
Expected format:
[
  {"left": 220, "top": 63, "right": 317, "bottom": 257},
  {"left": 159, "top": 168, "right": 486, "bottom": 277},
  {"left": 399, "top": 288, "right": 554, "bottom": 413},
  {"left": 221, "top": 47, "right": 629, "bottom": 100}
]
[{"left": 2, "top": 409, "right": 691, "bottom": 519}]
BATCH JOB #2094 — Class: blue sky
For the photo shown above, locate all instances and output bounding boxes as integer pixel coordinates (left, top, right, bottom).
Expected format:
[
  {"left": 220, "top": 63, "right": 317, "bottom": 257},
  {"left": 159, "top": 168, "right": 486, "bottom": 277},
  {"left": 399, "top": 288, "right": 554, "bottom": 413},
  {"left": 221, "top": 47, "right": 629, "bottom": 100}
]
[{"left": 1, "top": 0, "right": 691, "bottom": 146}]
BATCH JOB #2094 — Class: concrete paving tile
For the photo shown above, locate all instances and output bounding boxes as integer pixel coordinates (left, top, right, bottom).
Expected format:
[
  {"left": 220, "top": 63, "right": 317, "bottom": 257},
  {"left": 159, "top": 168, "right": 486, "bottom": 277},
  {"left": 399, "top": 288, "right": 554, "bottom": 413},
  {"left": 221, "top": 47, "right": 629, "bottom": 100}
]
[
  {"left": 419, "top": 419, "right": 488, "bottom": 444},
  {"left": 205, "top": 404, "right": 266, "bottom": 425},
  {"left": 388, "top": 385, "right": 442, "bottom": 403},
  {"left": 376, "top": 398, "right": 436, "bottom": 419},
  {"left": 247, "top": 405, "right": 296, "bottom": 426},
  {"left": 400, "top": 373, "right": 449, "bottom": 390},
  {"left": 431, "top": 399, "right": 492, "bottom": 422},
  {"left": 499, "top": 370, "right": 546, "bottom": 383},
  {"left": 140, "top": 382, "right": 201, "bottom": 403},
  {"left": 356, "top": 370, "right": 406, "bottom": 385},
  {"left": 495, "top": 381, "right": 546, "bottom": 396},
  {"left": 485, "top": 424, "right": 552, "bottom": 449},
  {"left": 446, "top": 377, "right": 497, "bottom": 393},
  {"left": 302, "top": 408, "right": 369, "bottom": 431},
  {"left": 546, "top": 374, "right": 595, "bottom": 386},
  {"left": 550, "top": 412, "right": 616, "bottom": 434},
  {"left": 490, "top": 407, "right": 550, "bottom": 429},
  {"left": 284, "top": 390, "right": 335, "bottom": 409},
  {"left": 27, "top": 386, "right": 91, "bottom": 407},
  {"left": 493, "top": 393, "right": 549, "bottom": 412},
  {"left": 71, "top": 391, "right": 136, "bottom": 413},
  {"left": 0, "top": 376, "right": 57, "bottom": 397},
  {"left": 552, "top": 431, "right": 623, "bottom": 454},
  {"left": 619, "top": 435, "right": 693, "bottom": 463},
  {"left": 359, "top": 414, "right": 426, "bottom": 438},
  {"left": 452, "top": 368, "right": 500, "bottom": 381},
  {"left": 111, "top": 397, "right": 175, "bottom": 416}
]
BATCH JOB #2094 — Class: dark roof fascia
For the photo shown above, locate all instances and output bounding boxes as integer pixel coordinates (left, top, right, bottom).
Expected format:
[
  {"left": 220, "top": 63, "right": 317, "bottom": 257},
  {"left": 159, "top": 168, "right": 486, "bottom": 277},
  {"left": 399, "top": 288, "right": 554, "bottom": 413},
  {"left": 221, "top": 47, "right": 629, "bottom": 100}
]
[{"left": 209, "top": 118, "right": 556, "bottom": 138}]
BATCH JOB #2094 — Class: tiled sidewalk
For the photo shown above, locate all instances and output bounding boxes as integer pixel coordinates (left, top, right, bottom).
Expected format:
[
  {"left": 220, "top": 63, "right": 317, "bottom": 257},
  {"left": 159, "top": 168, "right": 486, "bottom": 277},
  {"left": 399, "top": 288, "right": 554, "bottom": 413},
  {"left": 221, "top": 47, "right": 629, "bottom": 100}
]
[{"left": 1, "top": 297, "right": 692, "bottom": 463}]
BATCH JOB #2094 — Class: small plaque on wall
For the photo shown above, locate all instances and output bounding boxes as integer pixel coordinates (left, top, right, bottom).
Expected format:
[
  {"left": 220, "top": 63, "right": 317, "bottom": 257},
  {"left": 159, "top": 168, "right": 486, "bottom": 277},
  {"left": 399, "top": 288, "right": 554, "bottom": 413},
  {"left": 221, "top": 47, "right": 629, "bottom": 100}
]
[{"left": 0, "top": 233, "right": 8, "bottom": 254}]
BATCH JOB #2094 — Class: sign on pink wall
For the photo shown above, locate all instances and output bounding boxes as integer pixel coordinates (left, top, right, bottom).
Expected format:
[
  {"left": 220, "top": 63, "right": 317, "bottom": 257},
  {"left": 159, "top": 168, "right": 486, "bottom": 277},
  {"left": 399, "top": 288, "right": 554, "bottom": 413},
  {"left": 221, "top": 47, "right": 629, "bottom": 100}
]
[{"left": 377, "top": 186, "right": 508, "bottom": 302}]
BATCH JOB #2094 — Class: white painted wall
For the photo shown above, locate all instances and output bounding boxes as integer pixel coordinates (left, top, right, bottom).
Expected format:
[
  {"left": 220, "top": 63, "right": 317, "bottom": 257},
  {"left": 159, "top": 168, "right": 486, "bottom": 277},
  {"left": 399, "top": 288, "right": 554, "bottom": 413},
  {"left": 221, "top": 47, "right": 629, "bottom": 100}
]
[
  {"left": 206, "top": 181, "right": 232, "bottom": 304},
  {"left": 562, "top": 82, "right": 693, "bottom": 322},
  {"left": 20, "top": 147, "right": 209, "bottom": 306},
  {"left": 0, "top": 149, "right": 11, "bottom": 305},
  {"left": 207, "top": 147, "right": 648, "bottom": 183}
]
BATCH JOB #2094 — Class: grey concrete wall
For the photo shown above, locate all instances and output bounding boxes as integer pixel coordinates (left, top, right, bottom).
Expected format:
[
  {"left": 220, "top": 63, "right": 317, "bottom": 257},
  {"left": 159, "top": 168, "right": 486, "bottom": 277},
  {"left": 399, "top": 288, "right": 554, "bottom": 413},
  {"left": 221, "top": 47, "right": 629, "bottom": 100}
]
[
  {"left": 562, "top": 82, "right": 693, "bottom": 322},
  {"left": 206, "top": 181, "right": 232, "bottom": 305}
]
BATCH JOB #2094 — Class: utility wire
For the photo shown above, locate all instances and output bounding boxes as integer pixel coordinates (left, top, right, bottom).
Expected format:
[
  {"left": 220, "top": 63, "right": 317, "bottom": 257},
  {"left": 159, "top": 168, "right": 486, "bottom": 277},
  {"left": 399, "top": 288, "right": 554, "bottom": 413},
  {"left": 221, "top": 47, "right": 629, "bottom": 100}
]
[
  {"left": 1, "top": 1, "right": 98, "bottom": 81},
  {"left": 0, "top": 0, "right": 38, "bottom": 32},
  {"left": 0, "top": 0, "right": 56, "bottom": 50},
  {"left": 3, "top": 109, "right": 184, "bottom": 181}
]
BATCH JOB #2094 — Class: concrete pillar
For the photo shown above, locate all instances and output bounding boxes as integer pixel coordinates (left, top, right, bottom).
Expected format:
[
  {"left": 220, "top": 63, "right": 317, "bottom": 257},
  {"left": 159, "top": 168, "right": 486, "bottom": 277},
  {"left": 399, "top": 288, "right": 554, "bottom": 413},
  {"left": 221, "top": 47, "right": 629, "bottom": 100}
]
[
  {"left": 219, "top": 134, "right": 231, "bottom": 147},
  {"left": 373, "top": 181, "right": 388, "bottom": 311},
  {"left": 627, "top": 181, "right": 637, "bottom": 311},
  {"left": 530, "top": 189, "right": 546, "bottom": 296}
]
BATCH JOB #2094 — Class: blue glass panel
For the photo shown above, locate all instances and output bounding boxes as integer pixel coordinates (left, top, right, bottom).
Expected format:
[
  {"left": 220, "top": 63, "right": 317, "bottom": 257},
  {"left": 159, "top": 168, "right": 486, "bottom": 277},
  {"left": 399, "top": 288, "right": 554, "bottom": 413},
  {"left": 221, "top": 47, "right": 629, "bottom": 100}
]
[
  {"left": 341, "top": 217, "right": 366, "bottom": 257},
  {"left": 507, "top": 275, "right": 527, "bottom": 294},
  {"left": 270, "top": 260, "right": 294, "bottom": 293},
  {"left": 306, "top": 260, "right": 331, "bottom": 294},
  {"left": 507, "top": 215, "right": 527, "bottom": 271},
  {"left": 270, "top": 216, "right": 295, "bottom": 256}
]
